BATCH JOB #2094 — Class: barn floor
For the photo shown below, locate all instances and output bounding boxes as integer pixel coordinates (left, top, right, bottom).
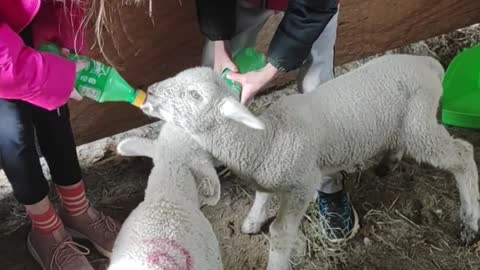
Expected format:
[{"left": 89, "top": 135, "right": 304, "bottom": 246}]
[{"left": 1, "top": 25, "right": 480, "bottom": 270}]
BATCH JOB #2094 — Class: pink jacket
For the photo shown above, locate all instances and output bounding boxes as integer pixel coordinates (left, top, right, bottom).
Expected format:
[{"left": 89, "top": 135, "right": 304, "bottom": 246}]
[{"left": 0, "top": 0, "right": 87, "bottom": 111}]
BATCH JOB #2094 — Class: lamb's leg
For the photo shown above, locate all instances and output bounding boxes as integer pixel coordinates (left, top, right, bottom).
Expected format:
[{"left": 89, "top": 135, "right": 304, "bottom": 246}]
[
  {"left": 266, "top": 189, "right": 314, "bottom": 270},
  {"left": 375, "top": 149, "right": 405, "bottom": 177},
  {"left": 241, "top": 191, "right": 273, "bottom": 234},
  {"left": 406, "top": 125, "right": 480, "bottom": 243}
]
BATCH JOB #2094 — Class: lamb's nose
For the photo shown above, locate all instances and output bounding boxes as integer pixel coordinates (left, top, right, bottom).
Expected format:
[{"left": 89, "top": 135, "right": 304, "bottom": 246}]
[{"left": 140, "top": 102, "right": 154, "bottom": 113}]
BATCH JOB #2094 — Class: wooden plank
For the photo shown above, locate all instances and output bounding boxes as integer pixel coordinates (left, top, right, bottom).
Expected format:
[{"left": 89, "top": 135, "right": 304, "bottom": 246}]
[
  {"left": 70, "top": 0, "right": 204, "bottom": 144},
  {"left": 70, "top": 0, "right": 480, "bottom": 145},
  {"left": 335, "top": 0, "right": 480, "bottom": 65}
]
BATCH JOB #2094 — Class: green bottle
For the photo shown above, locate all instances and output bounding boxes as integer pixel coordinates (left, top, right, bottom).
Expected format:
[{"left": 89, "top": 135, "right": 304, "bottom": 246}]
[
  {"left": 38, "top": 43, "right": 146, "bottom": 107},
  {"left": 222, "top": 48, "right": 267, "bottom": 99}
]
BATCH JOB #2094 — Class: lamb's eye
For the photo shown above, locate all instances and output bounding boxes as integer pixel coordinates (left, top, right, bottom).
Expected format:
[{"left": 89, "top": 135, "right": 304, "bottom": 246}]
[{"left": 189, "top": 90, "right": 202, "bottom": 101}]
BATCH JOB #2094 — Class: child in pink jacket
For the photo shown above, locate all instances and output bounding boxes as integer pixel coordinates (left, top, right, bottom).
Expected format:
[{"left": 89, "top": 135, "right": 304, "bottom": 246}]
[{"left": 0, "top": 1, "right": 121, "bottom": 269}]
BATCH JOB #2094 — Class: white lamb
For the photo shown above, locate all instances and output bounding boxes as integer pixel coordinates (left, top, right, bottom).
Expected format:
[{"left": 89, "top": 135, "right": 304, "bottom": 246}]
[
  {"left": 108, "top": 123, "right": 223, "bottom": 270},
  {"left": 140, "top": 54, "right": 480, "bottom": 270}
]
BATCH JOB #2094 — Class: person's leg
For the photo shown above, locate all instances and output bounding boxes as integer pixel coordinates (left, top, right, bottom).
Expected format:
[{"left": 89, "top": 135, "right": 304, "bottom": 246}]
[
  {"left": 201, "top": 1, "right": 274, "bottom": 67},
  {"left": 31, "top": 105, "right": 88, "bottom": 216},
  {"left": 297, "top": 10, "right": 343, "bottom": 194},
  {"left": 0, "top": 101, "right": 50, "bottom": 205},
  {"left": 317, "top": 172, "right": 359, "bottom": 242},
  {"left": 295, "top": 7, "right": 360, "bottom": 242},
  {"left": 0, "top": 99, "right": 93, "bottom": 270},
  {"left": 32, "top": 104, "right": 121, "bottom": 259},
  {"left": 296, "top": 10, "right": 339, "bottom": 94}
]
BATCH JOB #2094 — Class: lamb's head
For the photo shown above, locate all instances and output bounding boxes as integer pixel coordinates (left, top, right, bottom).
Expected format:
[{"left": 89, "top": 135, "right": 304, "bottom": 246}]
[
  {"left": 142, "top": 67, "right": 265, "bottom": 133},
  {"left": 116, "top": 136, "right": 221, "bottom": 207}
]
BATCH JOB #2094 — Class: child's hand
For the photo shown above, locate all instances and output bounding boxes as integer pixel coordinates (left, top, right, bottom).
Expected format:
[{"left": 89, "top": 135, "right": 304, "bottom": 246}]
[
  {"left": 70, "top": 60, "right": 88, "bottom": 101},
  {"left": 213, "top": 41, "right": 238, "bottom": 74},
  {"left": 75, "top": 60, "right": 88, "bottom": 72},
  {"left": 226, "top": 63, "right": 279, "bottom": 105},
  {"left": 59, "top": 47, "right": 87, "bottom": 101}
]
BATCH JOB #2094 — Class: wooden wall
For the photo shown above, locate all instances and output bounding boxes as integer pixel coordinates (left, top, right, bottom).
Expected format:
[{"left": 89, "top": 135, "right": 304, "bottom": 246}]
[{"left": 70, "top": 0, "right": 480, "bottom": 145}]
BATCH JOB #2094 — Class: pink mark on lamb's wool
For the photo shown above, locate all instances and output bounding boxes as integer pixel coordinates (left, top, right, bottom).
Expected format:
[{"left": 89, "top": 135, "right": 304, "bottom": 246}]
[{"left": 144, "top": 238, "right": 193, "bottom": 270}]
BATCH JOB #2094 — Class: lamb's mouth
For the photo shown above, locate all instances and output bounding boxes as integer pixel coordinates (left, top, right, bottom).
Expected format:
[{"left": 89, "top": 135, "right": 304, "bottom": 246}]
[
  {"left": 140, "top": 102, "right": 154, "bottom": 114},
  {"left": 140, "top": 101, "right": 161, "bottom": 119},
  {"left": 140, "top": 102, "right": 172, "bottom": 122}
]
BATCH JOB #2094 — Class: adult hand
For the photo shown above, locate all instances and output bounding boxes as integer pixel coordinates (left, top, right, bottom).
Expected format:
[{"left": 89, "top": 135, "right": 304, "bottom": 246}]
[
  {"left": 213, "top": 40, "right": 238, "bottom": 74},
  {"left": 226, "top": 63, "right": 279, "bottom": 105}
]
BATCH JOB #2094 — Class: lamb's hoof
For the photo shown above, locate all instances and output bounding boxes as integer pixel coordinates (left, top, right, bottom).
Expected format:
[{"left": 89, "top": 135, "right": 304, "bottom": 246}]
[
  {"left": 460, "top": 226, "right": 480, "bottom": 245},
  {"left": 241, "top": 219, "right": 263, "bottom": 235}
]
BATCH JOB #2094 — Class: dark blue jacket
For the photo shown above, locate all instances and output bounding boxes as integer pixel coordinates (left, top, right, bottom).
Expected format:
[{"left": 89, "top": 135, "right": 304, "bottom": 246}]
[{"left": 195, "top": 0, "right": 338, "bottom": 72}]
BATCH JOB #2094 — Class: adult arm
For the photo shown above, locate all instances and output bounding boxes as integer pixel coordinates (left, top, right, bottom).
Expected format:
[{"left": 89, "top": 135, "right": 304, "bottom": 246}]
[{"left": 268, "top": 0, "right": 338, "bottom": 72}]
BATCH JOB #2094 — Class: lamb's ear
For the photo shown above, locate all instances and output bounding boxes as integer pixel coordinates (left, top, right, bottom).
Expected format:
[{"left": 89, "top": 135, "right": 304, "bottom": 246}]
[
  {"left": 117, "top": 137, "right": 155, "bottom": 159},
  {"left": 219, "top": 97, "right": 265, "bottom": 130},
  {"left": 190, "top": 164, "right": 221, "bottom": 207}
]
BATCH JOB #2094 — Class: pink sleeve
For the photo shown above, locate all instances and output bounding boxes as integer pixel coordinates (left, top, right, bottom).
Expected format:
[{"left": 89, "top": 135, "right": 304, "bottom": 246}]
[{"left": 0, "top": 23, "right": 76, "bottom": 111}]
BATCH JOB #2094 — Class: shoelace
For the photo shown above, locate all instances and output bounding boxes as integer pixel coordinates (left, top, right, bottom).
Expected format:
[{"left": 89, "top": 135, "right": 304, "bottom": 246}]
[
  {"left": 90, "top": 212, "right": 120, "bottom": 237},
  {"left": 319, "top": 195, "right": 353, "bottom": 237},
  {"left": 50, "top": 238, "right": 90, "bottom": 269},
  {"left": 320, "top": 196, "right": 351, "bottom": 218},
  {"left": 319, "top": 171, "right": 349, "bottom": 218}
]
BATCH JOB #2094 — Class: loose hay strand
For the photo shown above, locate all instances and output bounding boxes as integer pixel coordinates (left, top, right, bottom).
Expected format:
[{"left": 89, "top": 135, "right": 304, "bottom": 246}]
[{"left": 291, "top": 203, "right": 348, "bottom": 270}]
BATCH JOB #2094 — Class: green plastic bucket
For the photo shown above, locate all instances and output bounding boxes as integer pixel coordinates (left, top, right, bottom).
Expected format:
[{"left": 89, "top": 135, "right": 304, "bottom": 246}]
[{"left": 441, "top": 45, "right": 480, "bottom": 129}]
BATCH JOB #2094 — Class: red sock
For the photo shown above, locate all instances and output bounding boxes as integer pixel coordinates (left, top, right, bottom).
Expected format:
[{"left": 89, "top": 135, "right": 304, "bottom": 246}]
[
  {"left": 56, "top": 181, "right": 90, "bottom": 216},
  {"left": 27, "top": 203, "right": 64, "bottom": 234}
]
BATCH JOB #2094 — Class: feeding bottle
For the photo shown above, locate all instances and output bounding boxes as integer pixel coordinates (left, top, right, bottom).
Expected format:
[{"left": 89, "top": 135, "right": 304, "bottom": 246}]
[
  {"left": 39, "top": 43, "right": 146, "bottom": 107},
  {"left": 222, "top": 48, "right": 267, "bottom": 99}
]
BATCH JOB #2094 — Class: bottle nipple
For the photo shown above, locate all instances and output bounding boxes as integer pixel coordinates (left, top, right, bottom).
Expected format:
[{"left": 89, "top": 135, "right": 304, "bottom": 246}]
[{"left": 133, "top": 90, "right": 147, "bottom": 107}]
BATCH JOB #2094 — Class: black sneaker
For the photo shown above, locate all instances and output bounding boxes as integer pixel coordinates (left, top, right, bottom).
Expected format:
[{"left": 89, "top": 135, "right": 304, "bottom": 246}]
[{"left": 317, "top": 189, "right": 359, "bottom": 242}]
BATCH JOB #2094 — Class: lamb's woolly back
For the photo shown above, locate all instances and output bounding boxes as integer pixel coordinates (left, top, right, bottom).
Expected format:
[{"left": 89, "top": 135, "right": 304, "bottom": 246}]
[
  {"left": 109, "top": 124, "right": 222, "bottom": 270},
  {"left": 417, "top": 54, "right": 445, "bottom": 80}
]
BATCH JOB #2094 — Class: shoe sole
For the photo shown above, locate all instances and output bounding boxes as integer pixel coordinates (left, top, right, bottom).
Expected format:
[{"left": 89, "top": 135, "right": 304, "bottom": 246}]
[
  {"left": 323, "top": 204, "right": 360, "bottom": 244},
  {"left": 66, "top": 227, "right": 112, "bottom": 258},
  {"left": 26, "top": 233, "right": 47, "bottom": 270}
]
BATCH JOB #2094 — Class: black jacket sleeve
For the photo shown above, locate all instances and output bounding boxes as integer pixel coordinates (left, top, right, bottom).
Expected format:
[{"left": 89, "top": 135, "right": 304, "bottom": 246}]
[
  {"left": 268, "top": 0, "right": 338, "bottom": 72},
  {"left": 195, "top": 0, "right": 237, "bottom": 41}
]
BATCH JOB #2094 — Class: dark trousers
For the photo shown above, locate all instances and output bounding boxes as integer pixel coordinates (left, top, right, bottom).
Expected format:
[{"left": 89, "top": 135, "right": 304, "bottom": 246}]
[
  {"left": 0, "top": 24, "right": 82, "bottom": 205},
  {"left": 0, "top": 101, "right": 82, "bottom": 205}
]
